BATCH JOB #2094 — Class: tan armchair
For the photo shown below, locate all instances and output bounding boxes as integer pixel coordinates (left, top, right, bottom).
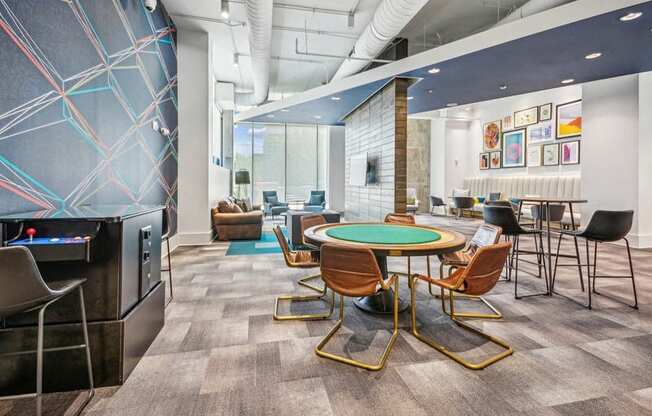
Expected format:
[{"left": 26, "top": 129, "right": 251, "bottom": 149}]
[{"left": 211, "top": 200, "right": 263, "bottom": 241}]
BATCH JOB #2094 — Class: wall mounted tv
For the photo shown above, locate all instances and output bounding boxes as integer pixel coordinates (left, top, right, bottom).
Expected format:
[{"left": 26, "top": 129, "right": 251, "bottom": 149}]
[{"left": 350, "top": 153, "right": 379, "bottom": 186}]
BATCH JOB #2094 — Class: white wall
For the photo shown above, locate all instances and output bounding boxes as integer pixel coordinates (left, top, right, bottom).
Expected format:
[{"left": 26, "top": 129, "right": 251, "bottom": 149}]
[
  {"left": 328, "top": 126, "right": 346, "bottom": 211},
  {"left": 638, "top": 72, "right": 652, "bottom": 247},
  {"left": 176, "top": 29, "right": 214, "bottom": 247}
]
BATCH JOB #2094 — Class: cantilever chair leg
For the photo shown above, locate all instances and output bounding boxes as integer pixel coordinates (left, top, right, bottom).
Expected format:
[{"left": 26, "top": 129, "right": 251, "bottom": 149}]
[
  {"left": 315, "top": 280, "right": 399, "bottom": 371},
  {"left": 298, "top": 273, "right": 325, "bottom": 293},
  {"left": 410, "top": 276, "right": 512, "bottom": 370},
  {"left": 274, "top": 283, "right": 335, "bottom": 321}
]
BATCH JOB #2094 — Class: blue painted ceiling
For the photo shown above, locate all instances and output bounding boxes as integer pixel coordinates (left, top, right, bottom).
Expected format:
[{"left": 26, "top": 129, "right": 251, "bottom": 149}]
[{"left": 242, "top": 2, "right": 652, "bottom": 125}]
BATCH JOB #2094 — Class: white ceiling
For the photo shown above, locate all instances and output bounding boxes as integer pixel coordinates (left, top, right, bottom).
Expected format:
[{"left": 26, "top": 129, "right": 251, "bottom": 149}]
[{"left": 162, "top": 0, "right": 534, "bottom": 110}]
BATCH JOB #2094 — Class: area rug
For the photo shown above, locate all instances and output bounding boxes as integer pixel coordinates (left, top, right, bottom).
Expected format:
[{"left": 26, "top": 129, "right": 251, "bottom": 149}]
[{"left": 225, "top": 229, "right": 286, "bottom": 256}]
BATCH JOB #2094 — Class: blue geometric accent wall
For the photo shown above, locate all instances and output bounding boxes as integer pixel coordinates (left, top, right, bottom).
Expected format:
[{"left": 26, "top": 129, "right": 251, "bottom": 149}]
[{"left": 0, "top": 0, "right": 178, "bottom": 232}]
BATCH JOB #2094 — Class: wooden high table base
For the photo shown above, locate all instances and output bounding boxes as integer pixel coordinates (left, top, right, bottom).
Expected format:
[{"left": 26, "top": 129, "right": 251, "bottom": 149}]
[{"left": 304, "top": 223, "right": 466, "bottom": 314}]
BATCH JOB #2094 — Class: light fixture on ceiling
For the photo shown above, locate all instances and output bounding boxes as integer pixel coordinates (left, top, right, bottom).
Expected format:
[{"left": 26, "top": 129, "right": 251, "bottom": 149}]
[
  {"left": 427, "top": 89, "right": 433, "bottom": 94},
  {"left": 330, "top": 96, "right": 341, "bottom": 101},
  {"left": 407, "top": 96, "right": 414, "bottom": 100},
  {"left": 464, "top": 107, "right": 472, "bottom": 111},
  {"left": 620, "top": 12, "right": 642, "bottom": 22},
  {"left": 428, "top": 67, "right": 441, "bottom": 74},
  {"left": 347, "top": 12, "right": 355, "bottom": 28},
  {"left": 267, "top": 114, "right": 275, "bottom": 118},
  {"left": 446, "top": 103, "right": 458, "bottom": 107},
  {"left": 281, "top": 109, "right": 290, "bottom": 112},
  {"left": 499, "top": 84, "right": 508, "bottom": 91},
  {"left": 314, "top": 115, "right": 322, "bottom": 119},
  {"left": 585, "top": 52, "right": 602, "bottom": 60},
  {"left": 220, "top": 0, "right": 230, "bottom": 19},
  {"left": 561, "top": 79, "right": 575, "bottom": 84},
  {"left": 233, "top": 53, "right": 239, "bottom": 67}
]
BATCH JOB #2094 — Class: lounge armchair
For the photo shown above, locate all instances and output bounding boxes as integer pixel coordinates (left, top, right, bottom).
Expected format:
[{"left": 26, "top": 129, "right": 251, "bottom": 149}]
[
  {"left": 304, "top": 190, "right": 326, "bottom": 211},
  {"left": 262, "top": 190, "right": 289, "bottom": 218}
]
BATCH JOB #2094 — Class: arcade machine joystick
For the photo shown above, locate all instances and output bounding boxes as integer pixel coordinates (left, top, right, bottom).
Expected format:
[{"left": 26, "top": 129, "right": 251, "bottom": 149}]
[{"left": 26, "top": 227, "right": 36, "bottom": 243}]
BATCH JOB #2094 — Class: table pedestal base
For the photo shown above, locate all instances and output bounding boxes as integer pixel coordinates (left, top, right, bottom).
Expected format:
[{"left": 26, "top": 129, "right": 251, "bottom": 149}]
[{"left": 354, "top": 289, "right": 409, "bottom": 314}]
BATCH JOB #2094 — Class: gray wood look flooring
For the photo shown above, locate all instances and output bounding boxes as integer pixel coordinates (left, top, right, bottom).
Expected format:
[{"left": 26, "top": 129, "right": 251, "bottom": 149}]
[{"left": 3, "top": 215, "right": 652, "bottom": 415}]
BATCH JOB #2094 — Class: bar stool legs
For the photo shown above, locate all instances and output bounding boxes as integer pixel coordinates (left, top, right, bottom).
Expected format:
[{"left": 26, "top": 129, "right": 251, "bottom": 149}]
[{"left": 273, "top": 280, "right": 335, "bottom": 321}]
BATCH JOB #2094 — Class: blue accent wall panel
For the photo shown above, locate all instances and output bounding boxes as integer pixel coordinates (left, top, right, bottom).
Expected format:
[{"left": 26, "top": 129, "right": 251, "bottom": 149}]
[{"left": 0, "top": 0, "right": 178, "bottom": 232}]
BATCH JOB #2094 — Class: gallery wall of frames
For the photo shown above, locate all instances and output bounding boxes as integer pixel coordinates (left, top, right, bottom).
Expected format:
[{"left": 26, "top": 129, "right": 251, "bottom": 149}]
[{"left": 479, "top": 99, "right": 582, "bottom": 171}]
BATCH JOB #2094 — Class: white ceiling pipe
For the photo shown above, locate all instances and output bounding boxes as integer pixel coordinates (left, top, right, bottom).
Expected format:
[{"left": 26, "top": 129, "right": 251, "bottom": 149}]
[
  {"left": 331, "top": 0, "right": 428, "bottom": 81},
  {"left": 497, "top": 0, "right": 576, "bottom": 26},
  {"left": 236, "top": 0, "right": 273, "bottom": 106}
]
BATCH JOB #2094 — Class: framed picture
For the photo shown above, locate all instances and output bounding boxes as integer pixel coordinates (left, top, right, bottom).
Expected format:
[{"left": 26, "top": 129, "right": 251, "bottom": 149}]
[
  {"left": 502, "top": 129, "right": 526, "bottom": 168},
  {"left": 527, "top": 121, "right": 554, "bottom": 144},
  {"left": 502, "top": 115, "right": 514, "bottom": 131},
  {"left": 561, "top": 140, "right": 581, "bottom": 165},
  {"left": 490, "top": 151, "right": 501, "bottom": 169},
  {"left": 539, "top": 103, "right": 553, "bottom": 121},
  {"left": 514, "top": 107, "right": 538, "bottom": 128},
  {"left": 543, "top": 143, "right": 560, "bottom": 166},
  {"left": 527, "top": 145, "right": 542, "bottom": 167},
  {"left": 556, "top": 100, "right": 582, "bottom": 139},
  {"left": 483, "top": 120, "right": 502, "bottom": 152},
  {"left": 480, "top": 153, "right": 490, "bottom": 170}
]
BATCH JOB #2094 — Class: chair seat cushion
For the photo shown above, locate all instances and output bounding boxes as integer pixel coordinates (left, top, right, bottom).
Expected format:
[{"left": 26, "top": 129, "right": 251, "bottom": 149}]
[{"left": 441, "top": 251, "right": 472, "bottom": 266}]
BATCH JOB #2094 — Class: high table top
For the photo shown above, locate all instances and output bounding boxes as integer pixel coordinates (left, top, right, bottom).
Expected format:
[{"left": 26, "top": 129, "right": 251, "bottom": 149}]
[
  {"left": 304, "top": 222, "right": 466, "bottom": 257},
  {"left": 517, "top": 197, "right": 588, "bottom": 204},
  {"left": 0, "top": 204, "right": 165, "bottom": 223}
]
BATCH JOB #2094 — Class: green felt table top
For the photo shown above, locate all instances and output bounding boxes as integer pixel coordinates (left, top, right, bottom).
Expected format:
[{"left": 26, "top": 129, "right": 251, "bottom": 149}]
[{"left": 325, "top": 224, "right": 442, "bottom": 245}]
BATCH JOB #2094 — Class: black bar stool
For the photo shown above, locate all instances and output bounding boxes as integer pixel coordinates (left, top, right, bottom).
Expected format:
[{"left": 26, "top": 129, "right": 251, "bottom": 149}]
[
  {"left": 484, "top": 206, "right": 548, "bottom": 298},
  {"left": 0, "top": 246, "right": 94, "bottom": 416},
  {"left": 553, "top": 210, "right": 637, "bottom": 309},
  {"left": 161, "top": 207, "right": 173, "bottom": 306}
]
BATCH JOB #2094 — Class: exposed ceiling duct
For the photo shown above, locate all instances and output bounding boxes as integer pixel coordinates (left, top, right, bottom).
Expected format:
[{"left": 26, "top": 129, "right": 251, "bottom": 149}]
[
  {"left": 331, "top": 0, "right": 428, "bottom": 81},
  {"left": 236, "top": 0, "right": 273, "bottom": 106},
  {"left": 497, "top": 0, "right": 576, "bottom": 26}
]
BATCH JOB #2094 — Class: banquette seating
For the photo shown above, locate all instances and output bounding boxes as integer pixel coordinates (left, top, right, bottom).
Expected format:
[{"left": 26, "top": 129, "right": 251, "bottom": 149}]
[{"left": 461, "top": 176, "right": 582, "bottom": 225}]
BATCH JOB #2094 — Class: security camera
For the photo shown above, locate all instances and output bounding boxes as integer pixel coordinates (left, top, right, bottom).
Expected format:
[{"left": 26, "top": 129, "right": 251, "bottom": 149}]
[{"left": 144, "top": 0, "right": 157, "bottom": 12}]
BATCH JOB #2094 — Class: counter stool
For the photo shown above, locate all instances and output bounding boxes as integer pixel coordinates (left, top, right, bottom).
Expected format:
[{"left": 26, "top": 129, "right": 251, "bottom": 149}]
[
  {"left": 161, "top": 207, "right": 173, "bottom": 306},
  {"left": 553, "top": 210, "right": 637, "bottom": 309},
  {"left": 484, "top": 206, "right": 548, "bottom": 298},
  {"left": 0, "top": 246, "right": 94, "bottom": 416},
  {"left": 272, "top": 225, "right": 334, "bottom": 321},
  {"left": 410, "top": 242, "right": 513, "bottom": 370},
  {"left": 316, "top": 244, "right": 399, "bottom": 371}
]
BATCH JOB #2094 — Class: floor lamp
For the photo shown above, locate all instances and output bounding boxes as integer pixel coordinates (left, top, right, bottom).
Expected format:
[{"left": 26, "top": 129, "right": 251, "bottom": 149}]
[{"left": 235, "top": 169, "right": 250, "bottom": 200}]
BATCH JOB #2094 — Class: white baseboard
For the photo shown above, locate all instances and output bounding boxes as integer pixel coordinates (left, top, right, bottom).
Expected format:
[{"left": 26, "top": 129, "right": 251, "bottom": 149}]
[
  {"left": 162, "top": 232, "right": 213, "bottom": 259},
  {"left": 628, "top": 233, "right": 652, "bottom": 249}
]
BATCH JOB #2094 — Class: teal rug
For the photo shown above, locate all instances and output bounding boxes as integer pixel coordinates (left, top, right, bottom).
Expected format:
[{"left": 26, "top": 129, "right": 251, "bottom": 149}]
[{"left": 225, "top": 229, "right": 286, "bottom": 256}]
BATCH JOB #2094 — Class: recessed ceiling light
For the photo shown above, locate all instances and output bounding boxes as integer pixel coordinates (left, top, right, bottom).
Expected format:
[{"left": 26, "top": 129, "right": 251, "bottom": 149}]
[
  {"left": 407, "top": 96, "right": 414, "bottom": 100},
  {"left": 220, "top": 1, "right": 230, "bottom": 19},
  {"left": 330, "top": 96, "right": 341, "bottom": 101},
  {"left": 561, "top": 79, "right": 575, "bottom": 84},
  {"left": 428, "top": 67, "right": 441, "bottom": 74},
  {"left": 427, "top": 89, "right": 433, "bottom": 94},
  {"left": 620, "top": 12, "right": 642, "bottom": 22},
  {"left": 446, "top": 103, "right": 458, "bottom": 107},
  {"left": 280, "top": 109, "right": 289, "bottom": 112},
  {"left": 499, "top": 84, "right": 508, "bottom": 90},
  {"left": 464, "top": 107, "right": 472, "bottom": 111},
  {"left": 585, "top": 52, "right": 602, "bottom": 60},
  {"left": 314, "top": 115, "right": 322, "bottom": 119},
  {"left": 233, "top": 54, "right": 239, "bottom": 67},
  {"left": 267, "top": 114, "right": 275, "bottom": 118}
]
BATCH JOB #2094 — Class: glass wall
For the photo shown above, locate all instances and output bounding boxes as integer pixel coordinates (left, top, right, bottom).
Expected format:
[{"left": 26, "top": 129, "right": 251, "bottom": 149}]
[{"left": 233, "top": 123, "right": 329, "bottom": 207}]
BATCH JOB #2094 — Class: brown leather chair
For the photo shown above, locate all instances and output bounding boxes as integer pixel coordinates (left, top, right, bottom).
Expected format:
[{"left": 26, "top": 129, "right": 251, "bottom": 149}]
[
  {"left": 434, "top": 224, "right": 503, "bottom": 319},
  {"left": 383, "top": 213, "right": 426, "bottom": 288},
  {"left": 211, "top": 200, "right": 263, "bottom": 241},
  {"left": 410, "top": 242, "right": 513, "bottom": 370},
  {"left": 298, "top": 215, "right": 327, "bottom": 292},
  {"left": 316, "top": 244, "right": 399, "bottom": 371},
  {"left": 272, "top": 226, "right": 334, "bottom": 321}
]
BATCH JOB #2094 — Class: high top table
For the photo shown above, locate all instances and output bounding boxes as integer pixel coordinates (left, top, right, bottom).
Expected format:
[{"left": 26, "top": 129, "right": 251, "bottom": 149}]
[
  {"left": 516, "top": 197, "right": 588, "bottom": 295},
  {"left": 304, "top": 223, "right": 466, "bottom": 314}
]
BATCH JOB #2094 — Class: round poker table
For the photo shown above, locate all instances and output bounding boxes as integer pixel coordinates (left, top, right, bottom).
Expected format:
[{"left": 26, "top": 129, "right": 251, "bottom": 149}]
[{"left": 304, "top": 223, "right": 466, "bottom": 314}]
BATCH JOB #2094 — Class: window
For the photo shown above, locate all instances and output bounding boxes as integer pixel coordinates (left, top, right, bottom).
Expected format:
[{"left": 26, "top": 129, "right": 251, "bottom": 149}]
[
  {"left": 253, "top": 124, "right": 285, "bottom": 206},
  {"left": 233, "top": 123, "right": 252, "bottom": 199},
  {"left": 286, "top": 124, "right": 317, "bottom": 202}
]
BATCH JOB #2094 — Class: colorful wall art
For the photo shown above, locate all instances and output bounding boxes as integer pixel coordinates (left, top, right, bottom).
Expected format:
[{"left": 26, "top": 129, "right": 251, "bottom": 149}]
[
  {"left": 561, "top": 141, "right": 581, "bottom": 165},
  {"left": 480, "top": 153, "right": 490, "bottom": 170},
  {"left": 490, "top": 152, "right": 501, "bottom": 169},
  {"left": 514, "top": 107, "right": 538, "bottom": 128},
  {"left": 503, "top": 115, "right": 514, "bottom": 131},
  {"left": 527, "top": 121, "right": 554, "bottom": 144},
  {"left": 543, "top": 143, "right": 560, "bottom": 166},
  {"left": 556, "top": 100, "right": 582, "bottom": 139},
  {"left": 483, "top": 120, "right": 502, "bottom": 151},
  {"left": 502, "top": 129, "right": 526, "bottom": 168}
]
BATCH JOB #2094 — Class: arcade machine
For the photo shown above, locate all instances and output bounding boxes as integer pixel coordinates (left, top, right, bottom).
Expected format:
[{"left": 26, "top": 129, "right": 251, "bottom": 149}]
[{"left": 0, "top": 205, "right": 165, "bottom": 395}]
